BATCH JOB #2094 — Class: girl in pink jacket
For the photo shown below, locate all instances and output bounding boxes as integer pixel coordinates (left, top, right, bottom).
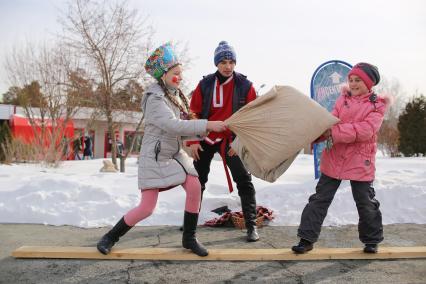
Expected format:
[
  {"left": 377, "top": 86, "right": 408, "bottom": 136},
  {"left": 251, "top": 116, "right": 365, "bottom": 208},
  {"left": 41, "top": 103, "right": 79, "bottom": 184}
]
[{"left": 293, "top": 63, "right": 388, "bottom": 254}]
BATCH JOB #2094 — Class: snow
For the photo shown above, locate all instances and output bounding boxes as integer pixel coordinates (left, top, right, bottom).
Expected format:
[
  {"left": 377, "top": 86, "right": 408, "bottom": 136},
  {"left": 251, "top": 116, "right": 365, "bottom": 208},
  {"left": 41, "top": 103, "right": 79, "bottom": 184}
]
[{"left": 0, "top": 154, "right": 425, "bottom": 228}]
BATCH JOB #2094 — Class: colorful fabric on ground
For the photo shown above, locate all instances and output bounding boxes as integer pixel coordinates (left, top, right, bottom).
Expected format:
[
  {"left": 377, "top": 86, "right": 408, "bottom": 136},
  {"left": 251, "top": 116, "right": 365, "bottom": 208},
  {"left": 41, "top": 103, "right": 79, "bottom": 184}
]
[{"left": 204, "top": 206, "right": 274, "bottom": 227}]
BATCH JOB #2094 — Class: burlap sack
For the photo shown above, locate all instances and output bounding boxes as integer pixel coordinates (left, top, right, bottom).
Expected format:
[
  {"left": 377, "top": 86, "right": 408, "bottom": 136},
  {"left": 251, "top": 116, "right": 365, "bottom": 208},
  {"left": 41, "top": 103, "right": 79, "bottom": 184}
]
[
  {"left": 225, "top": 85, "right": 339, "bottom": 172},
  {"left": 231, "top": 137, "right": 298, "bottom": 182}
]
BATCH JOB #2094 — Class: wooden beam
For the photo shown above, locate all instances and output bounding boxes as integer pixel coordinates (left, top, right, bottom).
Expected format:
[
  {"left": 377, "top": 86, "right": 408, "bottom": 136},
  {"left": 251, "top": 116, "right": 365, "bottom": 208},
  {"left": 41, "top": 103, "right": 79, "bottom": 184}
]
[{"left": 12, "top": 246, "right": 426, "bottom": 261}]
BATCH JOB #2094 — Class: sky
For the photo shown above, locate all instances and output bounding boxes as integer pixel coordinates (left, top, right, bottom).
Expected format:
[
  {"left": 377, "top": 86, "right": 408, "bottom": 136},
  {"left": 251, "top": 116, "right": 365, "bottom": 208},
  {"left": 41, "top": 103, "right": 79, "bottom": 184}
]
[
  {"left": 0, "top": 155, "right": 425, "bottom": 227},
  {"left": 0, "top": 0, "right": 425, "bottom": 99}
]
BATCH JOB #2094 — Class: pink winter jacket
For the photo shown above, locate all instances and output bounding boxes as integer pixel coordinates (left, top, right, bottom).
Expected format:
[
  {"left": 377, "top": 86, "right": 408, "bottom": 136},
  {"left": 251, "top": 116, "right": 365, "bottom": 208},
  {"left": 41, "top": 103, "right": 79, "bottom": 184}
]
[{"left": 320, "top": 87, "right": 389, "bottom": 181}]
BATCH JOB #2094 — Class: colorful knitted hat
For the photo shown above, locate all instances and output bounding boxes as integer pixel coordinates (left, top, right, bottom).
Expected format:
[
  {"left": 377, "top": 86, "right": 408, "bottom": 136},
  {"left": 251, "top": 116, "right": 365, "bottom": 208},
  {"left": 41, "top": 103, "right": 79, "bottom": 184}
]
[
  {"left": 145, "top": 43, "right": 179, "bottom": 79},
  {"left": 348, "top": 62, "right": 380, "bottom": 90},
  {"left": 214, "top": 41, "right": 236, "bottom": 66}
]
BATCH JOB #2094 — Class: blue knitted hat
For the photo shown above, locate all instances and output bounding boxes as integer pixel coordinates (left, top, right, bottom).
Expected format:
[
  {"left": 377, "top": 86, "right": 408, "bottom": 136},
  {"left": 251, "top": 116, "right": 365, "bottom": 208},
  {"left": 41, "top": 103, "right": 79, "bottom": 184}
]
[{"left": 214, "top": 41, "right": 236, "bottom": 66}]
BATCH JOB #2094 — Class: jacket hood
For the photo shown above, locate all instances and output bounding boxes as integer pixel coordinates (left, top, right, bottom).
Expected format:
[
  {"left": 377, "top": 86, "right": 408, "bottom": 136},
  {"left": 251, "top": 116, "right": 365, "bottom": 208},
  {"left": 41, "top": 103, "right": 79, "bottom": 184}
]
[
  {"left": 379, "top": 93, "right": 394, "bottom": 110},
  {"left": 141, "top": 82, "right": 164, "bottom": 110},
  {"left": 145, "top": 82, "right": 164, "bottom": 96},
  {"left": 340, "top": 85, "right": 393, "bottom": 111}
]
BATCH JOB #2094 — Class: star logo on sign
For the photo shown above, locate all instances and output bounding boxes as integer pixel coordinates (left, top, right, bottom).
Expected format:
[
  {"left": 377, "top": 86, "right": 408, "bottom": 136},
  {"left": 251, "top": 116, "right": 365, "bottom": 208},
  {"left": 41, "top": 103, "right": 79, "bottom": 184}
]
[{"left": 329, "top": 72, "right": 342, "bottom": 84}]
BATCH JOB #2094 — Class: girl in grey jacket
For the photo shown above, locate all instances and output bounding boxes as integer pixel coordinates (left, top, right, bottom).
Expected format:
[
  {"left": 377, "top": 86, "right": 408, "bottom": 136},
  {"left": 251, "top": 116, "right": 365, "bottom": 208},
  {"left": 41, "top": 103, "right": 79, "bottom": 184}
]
[{"left": 97, "top": 43, "right": 226, "bottom": 257}]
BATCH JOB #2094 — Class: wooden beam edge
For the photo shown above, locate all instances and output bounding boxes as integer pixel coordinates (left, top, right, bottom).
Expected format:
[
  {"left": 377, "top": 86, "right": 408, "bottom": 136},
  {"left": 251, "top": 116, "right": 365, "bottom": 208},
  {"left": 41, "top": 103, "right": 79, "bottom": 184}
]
[{"left": 12, "top": 246, "right": 426, "bottom": 261}]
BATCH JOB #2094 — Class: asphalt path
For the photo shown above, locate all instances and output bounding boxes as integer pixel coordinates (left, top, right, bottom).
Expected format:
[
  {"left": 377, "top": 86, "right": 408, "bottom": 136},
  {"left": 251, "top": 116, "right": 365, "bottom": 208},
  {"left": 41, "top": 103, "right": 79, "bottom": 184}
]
[{"left": 1, "top": 224, "right": 425, "bottom": 283}]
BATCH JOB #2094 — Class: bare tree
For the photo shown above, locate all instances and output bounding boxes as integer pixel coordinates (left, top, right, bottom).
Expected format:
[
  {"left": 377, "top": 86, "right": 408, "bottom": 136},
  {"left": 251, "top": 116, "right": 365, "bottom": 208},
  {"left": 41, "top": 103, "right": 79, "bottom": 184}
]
[
  {"left": 4, "top": 43, "right": 80, "bottom": 165},
  {"left": 375, "top": 77, "right": 407, "bottom": 157},
  {"left": 59, "top": 0, "right": 154, "bottom": 167},
  {"left": 375, "top": 77, "right": 406, "bottom": 120}
]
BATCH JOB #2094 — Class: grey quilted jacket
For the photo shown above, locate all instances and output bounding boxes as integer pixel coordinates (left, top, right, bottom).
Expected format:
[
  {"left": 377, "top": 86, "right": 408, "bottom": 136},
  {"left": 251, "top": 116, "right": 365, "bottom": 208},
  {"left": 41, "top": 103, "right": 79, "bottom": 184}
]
[{"left": 138, "top": 83, "right": 208, "bottom": 190}]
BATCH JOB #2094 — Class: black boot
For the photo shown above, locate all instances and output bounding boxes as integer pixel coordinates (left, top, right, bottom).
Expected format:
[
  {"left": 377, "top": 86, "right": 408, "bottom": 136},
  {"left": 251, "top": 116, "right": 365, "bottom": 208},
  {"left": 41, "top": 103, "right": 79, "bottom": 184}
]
[
  {"left": 182, "top": 211, "right": 208, "bottom": 257},
  {"left": 292, "top": 238, "right": 314, "bottom": 254},
  {"left": 364, "top": 243, "right": 378, "bottom": 253},
  {"left": 97, "top": 217, "right": 132, "bottom": 255},
  {"left": 240, "top": 194, "right": 260, "bottom": 242}
]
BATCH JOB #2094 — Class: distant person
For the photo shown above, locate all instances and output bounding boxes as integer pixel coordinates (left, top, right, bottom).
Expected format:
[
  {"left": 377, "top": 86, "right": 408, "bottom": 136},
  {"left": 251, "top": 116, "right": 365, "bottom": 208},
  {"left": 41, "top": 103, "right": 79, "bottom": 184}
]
[
  {"left": 83, "top": 135, "right": 92, "bottom": 160},
  {"left": 292, "top": 63, "right": 390, "bottom": 254},
  {"left": 188, "top": 41, "right": 260, "bottom": 242},
  {"left": 96, "top": 43, "right": 226, "bottom": 257},
  {"left": 116, "top": 139, "right": 124, "bottom": 157},
  {"left": 73, "top": 136, "right": 82, "bottom": 160},
  {"left": 62, "top": 137, "right": 71, "bottom": 160}
]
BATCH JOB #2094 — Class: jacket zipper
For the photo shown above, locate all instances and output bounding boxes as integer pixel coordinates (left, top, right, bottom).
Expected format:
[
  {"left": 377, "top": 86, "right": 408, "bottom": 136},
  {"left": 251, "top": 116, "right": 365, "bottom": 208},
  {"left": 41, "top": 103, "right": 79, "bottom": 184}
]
[
  {"left": 154, "top": 140, "right": 161, "bottom": 161},
  {"left": 173, "top": 138, "right": 188, "bottom": 174}
]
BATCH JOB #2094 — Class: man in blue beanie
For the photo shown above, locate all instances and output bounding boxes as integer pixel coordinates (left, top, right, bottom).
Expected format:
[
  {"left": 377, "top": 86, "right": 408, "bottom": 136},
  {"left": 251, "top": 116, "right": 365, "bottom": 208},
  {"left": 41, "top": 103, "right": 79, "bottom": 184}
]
[{"left": 189, "top": 41, "right": 260, "bottom": 242}]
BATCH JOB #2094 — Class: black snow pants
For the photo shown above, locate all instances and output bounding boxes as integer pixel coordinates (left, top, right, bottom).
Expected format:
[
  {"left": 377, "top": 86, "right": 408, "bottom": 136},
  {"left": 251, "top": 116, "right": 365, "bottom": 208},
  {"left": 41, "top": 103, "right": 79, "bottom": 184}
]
[
  {"left": 193, "top": 140, "right": 257, "bottom": 229},
  {"left": 297, "top": 174, "right": 383, "bottom": 244}
]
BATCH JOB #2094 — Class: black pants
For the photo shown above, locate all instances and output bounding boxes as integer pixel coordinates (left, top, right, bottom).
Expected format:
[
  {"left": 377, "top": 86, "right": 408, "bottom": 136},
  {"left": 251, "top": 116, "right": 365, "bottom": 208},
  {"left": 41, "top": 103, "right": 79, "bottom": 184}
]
[
  {"left": 297, "top": 174, "right": 383, "bottom": 244},
  {"left": 193, "top": 141, "right": 257, "bottom": 227}
]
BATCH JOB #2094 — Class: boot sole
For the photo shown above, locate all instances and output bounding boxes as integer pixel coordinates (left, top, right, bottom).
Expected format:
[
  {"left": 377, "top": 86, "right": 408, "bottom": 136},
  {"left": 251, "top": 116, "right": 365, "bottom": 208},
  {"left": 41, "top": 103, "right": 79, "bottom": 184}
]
[
  {"left": 182, "top": 242, "right": 209, "bottom": 257},
  {"left": 363, "top": 249, "right": 378, "bottom": 253},
  {"left": 247, "top": 237, "right": 260, "bottom": 242},
  {"left": 183, "top": 246, "right": 209, "bottom": 257},
  {"left": 97, "top": 246, "right": 110, "bottom": 255},
  {"left": 291, "top": 246, "right": 313, "bottom": 254}
]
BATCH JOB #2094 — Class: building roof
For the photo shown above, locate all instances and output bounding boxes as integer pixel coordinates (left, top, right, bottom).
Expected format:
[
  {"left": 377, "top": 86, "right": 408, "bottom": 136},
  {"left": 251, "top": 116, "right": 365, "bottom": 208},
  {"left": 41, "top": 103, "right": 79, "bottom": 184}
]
[{"left": 0, "top": 104, "right": 143, "bottom": 124}]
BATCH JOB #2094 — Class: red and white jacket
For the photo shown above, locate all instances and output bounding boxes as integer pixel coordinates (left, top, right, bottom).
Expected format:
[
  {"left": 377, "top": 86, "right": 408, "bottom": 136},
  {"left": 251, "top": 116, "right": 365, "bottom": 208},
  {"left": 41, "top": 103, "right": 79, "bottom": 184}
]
[{"left": 189, "top": 75, "right": 256, "bottom": 145}]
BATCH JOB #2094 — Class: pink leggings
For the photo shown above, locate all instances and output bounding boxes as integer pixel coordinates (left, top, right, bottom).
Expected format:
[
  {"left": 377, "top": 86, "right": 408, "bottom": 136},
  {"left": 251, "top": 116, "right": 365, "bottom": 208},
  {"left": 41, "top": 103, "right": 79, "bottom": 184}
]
[{"left": 124, "top": 175, "right": 202, "bottom": 226}]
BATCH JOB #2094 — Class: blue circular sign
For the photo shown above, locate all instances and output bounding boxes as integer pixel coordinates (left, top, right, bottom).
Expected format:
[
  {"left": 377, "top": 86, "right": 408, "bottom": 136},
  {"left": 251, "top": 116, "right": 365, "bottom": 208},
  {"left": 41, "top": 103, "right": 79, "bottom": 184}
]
[{"left": 310, "top": 60, "right": 352, "bottom": 179}]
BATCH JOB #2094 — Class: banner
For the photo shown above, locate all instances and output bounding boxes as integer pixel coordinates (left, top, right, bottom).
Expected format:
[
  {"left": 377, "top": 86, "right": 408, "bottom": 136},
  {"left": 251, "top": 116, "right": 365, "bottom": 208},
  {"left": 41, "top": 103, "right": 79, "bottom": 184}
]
[{"left": 310, "top": 60, "right": 352, "bottom": 179}]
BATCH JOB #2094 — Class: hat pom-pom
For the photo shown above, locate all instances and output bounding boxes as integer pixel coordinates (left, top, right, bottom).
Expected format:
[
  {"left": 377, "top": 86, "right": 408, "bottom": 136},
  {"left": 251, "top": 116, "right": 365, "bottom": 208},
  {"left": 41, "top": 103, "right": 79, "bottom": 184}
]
[{"left": 219, "top": 41, "right": 228, "bottom": 46}]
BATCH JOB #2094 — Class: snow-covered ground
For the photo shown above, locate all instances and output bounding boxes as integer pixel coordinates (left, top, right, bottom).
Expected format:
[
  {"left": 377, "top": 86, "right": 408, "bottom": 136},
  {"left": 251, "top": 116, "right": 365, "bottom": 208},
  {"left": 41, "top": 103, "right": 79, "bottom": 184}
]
[{"left": 0, "top": 154, "right": 425, "bottom": 228}]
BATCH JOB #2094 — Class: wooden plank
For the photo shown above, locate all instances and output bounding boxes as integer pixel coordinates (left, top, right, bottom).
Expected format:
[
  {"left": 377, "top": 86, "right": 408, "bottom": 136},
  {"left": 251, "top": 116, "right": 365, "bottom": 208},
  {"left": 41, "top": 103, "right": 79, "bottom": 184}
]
[{"left": 12, "top": 246, "right": 426, "bottom": 261}]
